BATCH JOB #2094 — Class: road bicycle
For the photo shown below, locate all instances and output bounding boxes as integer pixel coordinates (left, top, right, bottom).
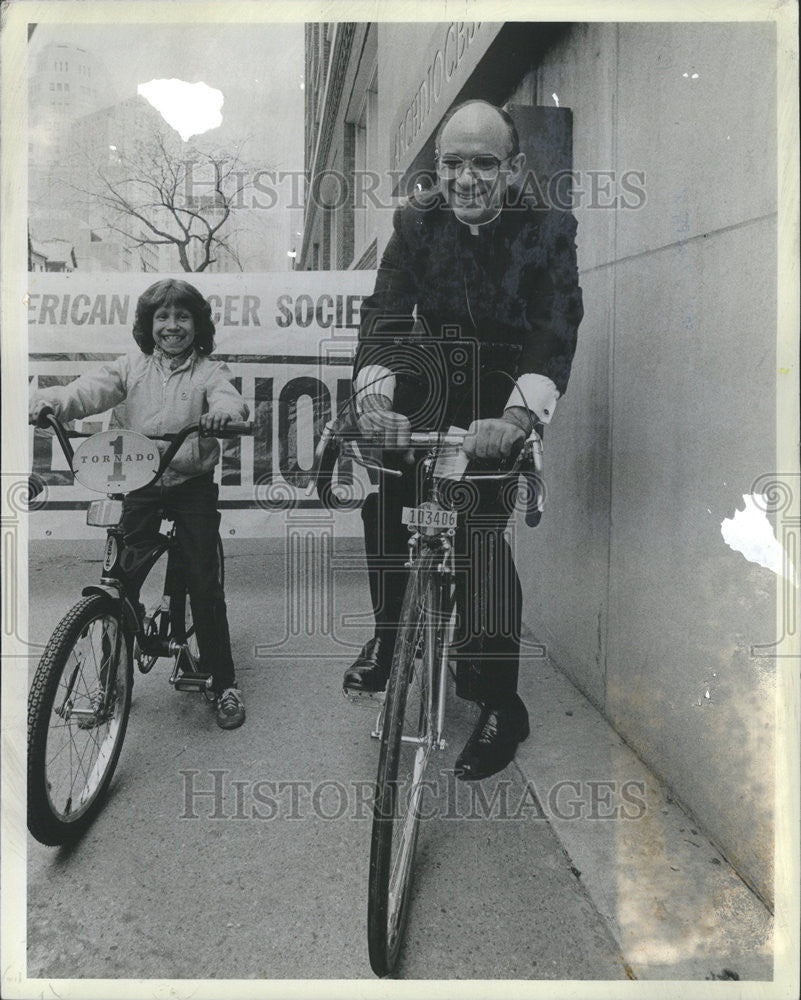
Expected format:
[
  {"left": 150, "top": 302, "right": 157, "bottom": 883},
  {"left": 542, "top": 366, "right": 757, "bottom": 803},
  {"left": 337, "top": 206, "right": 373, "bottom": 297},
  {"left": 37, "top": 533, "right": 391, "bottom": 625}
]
[
  {"left": 314, "top": 416, "right": 543, "bottom": 976},
  {"left": 26, "top": 410, "right": 252, "bottom": 847}
]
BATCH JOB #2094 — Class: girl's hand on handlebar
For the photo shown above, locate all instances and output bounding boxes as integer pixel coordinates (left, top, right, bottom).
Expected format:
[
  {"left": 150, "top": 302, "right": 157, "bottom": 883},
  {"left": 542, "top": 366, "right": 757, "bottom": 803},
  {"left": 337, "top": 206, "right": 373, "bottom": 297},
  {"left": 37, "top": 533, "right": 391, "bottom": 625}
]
[
  {"left": 199, "top": 411, "right": 233, "bottom": 435},
  {"left": 29, "top": 399, "right": 52, "bottom": 426},
  {"left": 462, "top": 418, "right": 526, "bottom": 460}
]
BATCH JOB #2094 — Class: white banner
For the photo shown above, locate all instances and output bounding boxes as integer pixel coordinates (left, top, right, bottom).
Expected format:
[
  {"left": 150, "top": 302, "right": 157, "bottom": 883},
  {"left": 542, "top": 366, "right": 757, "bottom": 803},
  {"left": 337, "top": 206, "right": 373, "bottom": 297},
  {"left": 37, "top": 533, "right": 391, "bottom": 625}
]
[{"left": 28, "top": 271, "right": 377, "bottom": 539}]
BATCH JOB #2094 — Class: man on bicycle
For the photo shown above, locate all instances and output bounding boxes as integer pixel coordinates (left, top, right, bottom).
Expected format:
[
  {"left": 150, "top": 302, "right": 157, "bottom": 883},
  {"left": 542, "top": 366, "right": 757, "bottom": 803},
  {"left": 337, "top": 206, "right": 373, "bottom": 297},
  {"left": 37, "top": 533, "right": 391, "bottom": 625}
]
[{"left": 345, "top": 99, "right": 583, "bottom": 780}]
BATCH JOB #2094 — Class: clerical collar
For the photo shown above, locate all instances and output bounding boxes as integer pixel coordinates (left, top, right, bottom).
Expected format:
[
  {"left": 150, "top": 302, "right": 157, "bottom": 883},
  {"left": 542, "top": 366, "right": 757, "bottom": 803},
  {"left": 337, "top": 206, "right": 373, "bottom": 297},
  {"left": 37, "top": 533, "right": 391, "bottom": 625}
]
[{"left": 454, "top": 205, "right": 503, "bottom": 236}]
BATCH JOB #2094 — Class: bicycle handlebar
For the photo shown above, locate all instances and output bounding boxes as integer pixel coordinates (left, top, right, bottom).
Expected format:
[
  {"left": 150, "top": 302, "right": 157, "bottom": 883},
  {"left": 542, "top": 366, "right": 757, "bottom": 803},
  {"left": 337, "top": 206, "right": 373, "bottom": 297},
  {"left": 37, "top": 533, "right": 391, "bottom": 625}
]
[
  {"left": 34, "top": 408, "right": 254, "bottom": 483},
  {"left": 152, "top": 420, "right": 253, "bottom": 478},
  {"left": 311, "top": 417, "right": 544, "bottom": 525}
]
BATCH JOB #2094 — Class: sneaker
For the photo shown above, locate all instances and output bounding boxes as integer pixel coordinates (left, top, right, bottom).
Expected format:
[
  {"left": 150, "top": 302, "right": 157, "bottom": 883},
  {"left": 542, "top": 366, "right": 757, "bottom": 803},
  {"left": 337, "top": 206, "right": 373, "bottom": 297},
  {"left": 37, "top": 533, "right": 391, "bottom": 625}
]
[{"left": 215, "top": 687, "right": 245, "bottom": 730}]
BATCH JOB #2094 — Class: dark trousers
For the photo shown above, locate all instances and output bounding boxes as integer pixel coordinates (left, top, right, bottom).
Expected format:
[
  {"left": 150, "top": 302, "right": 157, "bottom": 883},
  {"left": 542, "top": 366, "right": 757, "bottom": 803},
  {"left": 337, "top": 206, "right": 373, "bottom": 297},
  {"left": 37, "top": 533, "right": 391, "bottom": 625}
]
[
  {"left": 362, "top": 464, "right": 522, "bottom": 704},
  {"left": 121, "top": 473, "right": 235, "bottom": 694}
]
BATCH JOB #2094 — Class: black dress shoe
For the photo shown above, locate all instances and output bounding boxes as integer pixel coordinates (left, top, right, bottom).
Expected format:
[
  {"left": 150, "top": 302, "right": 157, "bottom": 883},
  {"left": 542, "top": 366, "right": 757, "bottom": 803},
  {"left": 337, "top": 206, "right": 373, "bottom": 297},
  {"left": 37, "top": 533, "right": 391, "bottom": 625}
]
[
  {"left": 454, "top": 694, "right": 530, "bottom": 781},
  {"left": 343, "top": 636, "right": 391, "bottom": 694}
]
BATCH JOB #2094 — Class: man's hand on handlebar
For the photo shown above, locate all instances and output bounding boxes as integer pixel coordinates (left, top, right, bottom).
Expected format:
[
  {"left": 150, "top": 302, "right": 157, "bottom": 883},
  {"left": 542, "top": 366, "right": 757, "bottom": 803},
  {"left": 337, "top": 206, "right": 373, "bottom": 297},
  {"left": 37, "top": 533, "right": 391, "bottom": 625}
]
[
  {"left": 357, "top": 394, "right": 413, "bottom": 459},
  {"left": 462, "top": 408, "right": 531, "bottom": 461}
]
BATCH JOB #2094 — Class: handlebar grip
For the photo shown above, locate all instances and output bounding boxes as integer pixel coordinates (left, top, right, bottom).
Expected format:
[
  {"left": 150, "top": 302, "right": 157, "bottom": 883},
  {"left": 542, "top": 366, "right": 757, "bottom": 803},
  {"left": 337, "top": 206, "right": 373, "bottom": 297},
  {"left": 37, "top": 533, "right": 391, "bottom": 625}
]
[
  {"left": 35, "top": 405, "right": 55, "bottom": 429},
  {"left": 204, "top": 420, "right": 254, "bottom": 438}
]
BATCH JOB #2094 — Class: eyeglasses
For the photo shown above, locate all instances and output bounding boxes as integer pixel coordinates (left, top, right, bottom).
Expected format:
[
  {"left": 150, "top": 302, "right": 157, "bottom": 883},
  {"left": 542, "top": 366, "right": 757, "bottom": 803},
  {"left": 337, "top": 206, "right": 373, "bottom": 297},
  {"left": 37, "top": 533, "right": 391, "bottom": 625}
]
[{"left": 437, "top": 154, "right": 513, "bottom": 179}]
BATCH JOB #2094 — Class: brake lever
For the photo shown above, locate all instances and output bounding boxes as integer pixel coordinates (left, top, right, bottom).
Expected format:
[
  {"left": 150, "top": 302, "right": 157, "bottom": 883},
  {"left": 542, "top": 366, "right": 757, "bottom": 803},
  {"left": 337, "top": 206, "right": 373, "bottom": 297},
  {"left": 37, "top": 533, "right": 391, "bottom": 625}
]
[
  {"left": 346, "top": 441, "right": 403, "bottom": 477},
  {"left": 526, "top": 431, "right": 544, "bottom": 474},
  {"left": 520, "top": 431, "right": 544, "bottom": 527}
]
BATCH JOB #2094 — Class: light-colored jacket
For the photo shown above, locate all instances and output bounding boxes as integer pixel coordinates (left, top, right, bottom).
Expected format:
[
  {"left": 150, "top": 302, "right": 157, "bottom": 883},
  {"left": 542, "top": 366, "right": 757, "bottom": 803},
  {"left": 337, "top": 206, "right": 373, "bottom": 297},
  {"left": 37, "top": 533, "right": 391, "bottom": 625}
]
[{"left": 38, "top": 351, "right": 249, "bottom": 487}]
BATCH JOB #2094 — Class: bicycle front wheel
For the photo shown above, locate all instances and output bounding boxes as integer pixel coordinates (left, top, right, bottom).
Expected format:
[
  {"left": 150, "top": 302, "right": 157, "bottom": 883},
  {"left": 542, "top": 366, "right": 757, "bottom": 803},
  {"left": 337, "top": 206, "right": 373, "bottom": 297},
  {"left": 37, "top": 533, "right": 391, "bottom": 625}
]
[
  {"left": 27, "top": 595, "right": 133, "bottom": 846},
  {"left": 368, "top": 550, "right": 445, "bottom": 977}
]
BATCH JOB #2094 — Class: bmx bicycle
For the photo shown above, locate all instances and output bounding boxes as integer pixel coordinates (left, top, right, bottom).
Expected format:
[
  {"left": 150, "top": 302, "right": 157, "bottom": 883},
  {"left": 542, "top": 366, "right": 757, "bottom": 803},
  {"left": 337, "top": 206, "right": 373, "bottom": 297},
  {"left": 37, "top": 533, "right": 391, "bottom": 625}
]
[
  {"left": 27, "top": 409, "right": 252, "bottom": 846},
  {"left": 313, "top": 415, "right": 543, "bottom": 976}
]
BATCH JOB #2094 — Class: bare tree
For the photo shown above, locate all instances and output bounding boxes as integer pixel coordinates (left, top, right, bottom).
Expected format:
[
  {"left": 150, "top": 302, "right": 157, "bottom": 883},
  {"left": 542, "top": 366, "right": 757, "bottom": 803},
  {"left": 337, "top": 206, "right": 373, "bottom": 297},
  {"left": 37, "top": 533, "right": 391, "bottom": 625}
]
[{"left": 80, "top": 131, "right": 258, "bottom": 272}]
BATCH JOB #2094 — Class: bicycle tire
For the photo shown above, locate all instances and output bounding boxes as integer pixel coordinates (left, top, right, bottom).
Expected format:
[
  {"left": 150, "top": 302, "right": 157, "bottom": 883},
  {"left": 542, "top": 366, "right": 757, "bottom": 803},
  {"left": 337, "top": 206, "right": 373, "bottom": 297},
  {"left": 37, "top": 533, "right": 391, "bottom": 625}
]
[
  {"left": 169, "top": 534, "right": 224, "bottom": 674},
  {"left": 368, "top": 549, "right": 443, "bottom": 976},
  {"left": 27, "top": 595, "right": 133, "bottom": 846}
]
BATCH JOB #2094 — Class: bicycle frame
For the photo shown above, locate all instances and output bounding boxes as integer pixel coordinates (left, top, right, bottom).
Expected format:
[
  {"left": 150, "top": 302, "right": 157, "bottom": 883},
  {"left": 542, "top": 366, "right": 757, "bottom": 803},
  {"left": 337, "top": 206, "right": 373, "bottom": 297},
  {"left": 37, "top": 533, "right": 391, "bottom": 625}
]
[
  {"left": 405, "top": 457, "right": 458, "bottom": 749},
  {"left": 36, "top": 409, "right": 252, "bottom": 680},
  {"left": 316, "top": 422, "right": 541, "bottom": 742},
  {"left": 366, "top": 447, "right": 461, "bottom": 749}
]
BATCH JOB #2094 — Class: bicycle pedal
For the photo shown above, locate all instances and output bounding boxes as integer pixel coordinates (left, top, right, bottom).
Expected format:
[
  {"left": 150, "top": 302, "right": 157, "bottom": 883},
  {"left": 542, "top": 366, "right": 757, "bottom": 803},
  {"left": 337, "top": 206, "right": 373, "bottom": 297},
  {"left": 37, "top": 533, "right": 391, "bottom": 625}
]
[
  {"left": 134, "top": 640, "right": 158, "bottom": 673},
  {"left": 342, "top": 687, "right": 386, "bottom": 704},
  {"left": 171, "top": 672, "right": 213, "bottom": 693}
]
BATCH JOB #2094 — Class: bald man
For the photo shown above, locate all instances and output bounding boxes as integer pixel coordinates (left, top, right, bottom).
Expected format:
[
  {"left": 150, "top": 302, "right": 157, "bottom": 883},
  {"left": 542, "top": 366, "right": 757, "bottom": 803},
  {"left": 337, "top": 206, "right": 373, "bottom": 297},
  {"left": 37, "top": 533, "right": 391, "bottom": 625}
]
[{"left": 346, "top": 100, "right": 584, "bottom": 781}]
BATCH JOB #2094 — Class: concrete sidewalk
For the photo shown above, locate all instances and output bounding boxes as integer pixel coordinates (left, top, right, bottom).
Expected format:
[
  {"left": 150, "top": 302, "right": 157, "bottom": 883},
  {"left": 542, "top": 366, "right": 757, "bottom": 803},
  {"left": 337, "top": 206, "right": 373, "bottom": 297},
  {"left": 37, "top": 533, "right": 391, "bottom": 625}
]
[
  {"left": 22, "top": 537, "right": 773, "bottom": 984},
  {"left": 514, "top": 651, "right": 773, "bottom": 981}
]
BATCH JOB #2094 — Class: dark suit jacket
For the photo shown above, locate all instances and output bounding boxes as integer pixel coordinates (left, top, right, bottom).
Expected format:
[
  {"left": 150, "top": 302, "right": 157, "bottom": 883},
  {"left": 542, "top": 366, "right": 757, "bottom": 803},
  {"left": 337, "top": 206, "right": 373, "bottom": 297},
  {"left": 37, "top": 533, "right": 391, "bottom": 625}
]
[{"left": 354, "top": 190, "right": 584, "bottom": 429}]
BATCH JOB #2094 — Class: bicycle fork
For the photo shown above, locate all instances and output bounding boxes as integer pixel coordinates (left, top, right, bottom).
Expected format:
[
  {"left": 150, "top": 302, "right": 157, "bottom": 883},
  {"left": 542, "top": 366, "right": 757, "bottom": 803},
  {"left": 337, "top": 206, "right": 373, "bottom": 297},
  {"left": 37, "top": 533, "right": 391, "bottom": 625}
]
[
  {"left": 371, "top": 535, "right": 455, "bottom": 751},
  {"left": 431, "top": 560, "right": 456, "bottom": 753}
]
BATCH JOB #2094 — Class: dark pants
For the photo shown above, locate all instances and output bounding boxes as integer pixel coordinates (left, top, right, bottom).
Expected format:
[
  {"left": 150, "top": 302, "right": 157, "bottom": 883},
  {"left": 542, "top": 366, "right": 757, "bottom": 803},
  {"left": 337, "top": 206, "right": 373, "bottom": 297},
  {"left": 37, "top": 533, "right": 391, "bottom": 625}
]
[
  {"left": 362, "top": 464, "right": 522, "bottom": 704},
  {"left": 121, "top": 473, "right": 235, "bottom": 694}
]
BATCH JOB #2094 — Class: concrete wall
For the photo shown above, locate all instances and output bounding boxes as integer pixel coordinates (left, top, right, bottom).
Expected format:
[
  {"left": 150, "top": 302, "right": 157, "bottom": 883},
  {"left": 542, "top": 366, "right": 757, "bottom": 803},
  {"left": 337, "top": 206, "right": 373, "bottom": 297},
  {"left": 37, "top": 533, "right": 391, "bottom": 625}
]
[{"left": 514, "top": 22, "right": 778, "bottom": 906}]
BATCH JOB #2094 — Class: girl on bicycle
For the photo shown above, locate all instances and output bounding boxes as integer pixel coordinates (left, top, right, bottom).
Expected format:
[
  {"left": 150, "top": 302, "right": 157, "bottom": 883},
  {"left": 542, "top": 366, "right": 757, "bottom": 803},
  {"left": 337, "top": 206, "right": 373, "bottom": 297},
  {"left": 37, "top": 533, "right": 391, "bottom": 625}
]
[{"left": 29, "top": 278, "right": 249, "bottom": 729}]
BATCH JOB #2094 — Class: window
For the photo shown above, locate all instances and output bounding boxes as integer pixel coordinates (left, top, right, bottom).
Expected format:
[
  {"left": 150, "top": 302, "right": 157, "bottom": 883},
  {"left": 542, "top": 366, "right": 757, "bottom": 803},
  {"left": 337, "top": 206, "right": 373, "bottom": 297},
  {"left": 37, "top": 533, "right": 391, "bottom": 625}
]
[{"left": 352, "top": 69, "right": 378, "bottom": 258}]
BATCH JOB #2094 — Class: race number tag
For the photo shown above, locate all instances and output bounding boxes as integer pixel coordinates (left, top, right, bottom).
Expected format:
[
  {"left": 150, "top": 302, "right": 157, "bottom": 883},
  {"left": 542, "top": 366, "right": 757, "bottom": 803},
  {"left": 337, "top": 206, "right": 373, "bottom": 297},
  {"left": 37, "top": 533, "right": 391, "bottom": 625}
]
[
  {"left": 72, "top": 430, "right": 160, "bottom": 494},
  {"left": 402, "top": 504, "right": 458, "bottom": 530},
  {"left": 432, "top": 426, "right": 469, "bottom": 481}
]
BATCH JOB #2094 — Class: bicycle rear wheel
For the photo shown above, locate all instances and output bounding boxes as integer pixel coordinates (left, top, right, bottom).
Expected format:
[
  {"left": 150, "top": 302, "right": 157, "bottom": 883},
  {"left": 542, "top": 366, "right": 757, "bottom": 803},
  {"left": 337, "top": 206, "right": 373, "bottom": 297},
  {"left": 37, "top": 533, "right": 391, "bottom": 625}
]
[
  {"left": 368, "top": 550, "right": 445, "bottom": 976},
  {"left": 27, "top": 595, "right": 133, "bottom": 845}
]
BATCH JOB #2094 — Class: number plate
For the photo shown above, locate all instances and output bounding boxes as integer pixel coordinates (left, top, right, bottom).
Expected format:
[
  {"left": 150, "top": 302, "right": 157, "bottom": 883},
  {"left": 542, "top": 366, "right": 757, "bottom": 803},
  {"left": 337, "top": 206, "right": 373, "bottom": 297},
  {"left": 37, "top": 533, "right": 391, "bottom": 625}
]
[
  {"left": 72, "top": 429, "right": 160, "bottom": 493},
  {"left": 401, "top": 505, "right": 458, "bottom": 529}
]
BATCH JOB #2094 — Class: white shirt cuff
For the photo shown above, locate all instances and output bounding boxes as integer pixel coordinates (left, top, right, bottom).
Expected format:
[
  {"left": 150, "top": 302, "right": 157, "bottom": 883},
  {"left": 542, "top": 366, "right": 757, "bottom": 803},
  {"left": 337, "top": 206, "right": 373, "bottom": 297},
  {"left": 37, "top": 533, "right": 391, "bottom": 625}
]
[
  {"left": 505, "top": 374, "right": 560, "bottom": 424},
  {"left": 354, "top": 364, "right": 396, "bottom": 413}
]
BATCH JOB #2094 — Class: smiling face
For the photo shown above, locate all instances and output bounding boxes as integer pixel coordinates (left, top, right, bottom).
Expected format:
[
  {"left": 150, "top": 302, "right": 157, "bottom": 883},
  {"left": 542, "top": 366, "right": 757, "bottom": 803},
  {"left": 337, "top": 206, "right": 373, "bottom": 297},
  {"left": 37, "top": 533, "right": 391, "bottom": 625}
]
[
  {"left": 436, "top": 104, "right": 525, "bottom": 225},
  {"left": 152, "top": 302, "right": 197, "bottom": 355}
]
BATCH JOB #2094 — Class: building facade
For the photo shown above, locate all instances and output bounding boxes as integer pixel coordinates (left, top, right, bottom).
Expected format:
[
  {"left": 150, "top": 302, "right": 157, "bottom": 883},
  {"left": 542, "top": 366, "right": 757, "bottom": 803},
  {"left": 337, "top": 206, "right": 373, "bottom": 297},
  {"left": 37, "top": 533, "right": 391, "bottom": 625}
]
[
  {"left": 29, "top": 41, "right": 116, "bottom": 175},
  {"left": 29, "top": 41, "right": 294, "bottom": 273},
  {"left": 301, "top": 20, "right": 781, "bottom": 912}
]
